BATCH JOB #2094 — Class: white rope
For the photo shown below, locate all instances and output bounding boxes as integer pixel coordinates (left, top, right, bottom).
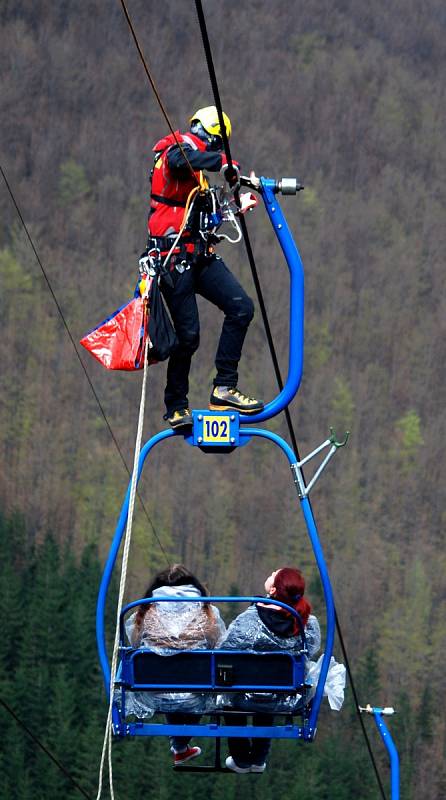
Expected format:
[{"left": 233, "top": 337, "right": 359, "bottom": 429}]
[
  {"left": 94, "top": 191, "right": 199, "bottom": 798},
  {"left": 95, "top": 330, "right": 151, "bottom": 800}
]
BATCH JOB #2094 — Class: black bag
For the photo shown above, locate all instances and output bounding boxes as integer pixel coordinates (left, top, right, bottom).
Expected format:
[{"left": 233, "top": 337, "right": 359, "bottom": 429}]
[{"left": 147, "top": 277, "right": 178, "bottom": 361}]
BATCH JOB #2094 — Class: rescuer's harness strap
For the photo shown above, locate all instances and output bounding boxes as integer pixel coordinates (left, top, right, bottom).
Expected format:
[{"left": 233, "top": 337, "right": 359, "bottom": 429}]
[
  {"left": 144, "top": 234, "right": 203, "bottom": 276},
  {"left": 146, "top": 235, "right": 200, "bottom": 258},
  {"left": 150, "top": 193, "right": 187, "bottom": 208}
]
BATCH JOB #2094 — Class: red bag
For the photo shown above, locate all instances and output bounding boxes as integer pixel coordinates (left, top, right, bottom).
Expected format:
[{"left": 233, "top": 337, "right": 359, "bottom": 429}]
[{"left": 80, "top": 282, "right": 154, "bottom": 371}]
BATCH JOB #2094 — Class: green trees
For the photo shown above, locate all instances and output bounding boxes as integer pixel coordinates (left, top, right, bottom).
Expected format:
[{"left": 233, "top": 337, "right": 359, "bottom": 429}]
[{"left": 0, "top": 508, "right": 442, "bottom": 799}]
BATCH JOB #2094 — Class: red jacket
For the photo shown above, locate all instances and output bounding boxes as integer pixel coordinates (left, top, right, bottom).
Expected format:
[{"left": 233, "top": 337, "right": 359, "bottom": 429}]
[{"left": 148, "top": 131, "right": 224, "bottom": 237}]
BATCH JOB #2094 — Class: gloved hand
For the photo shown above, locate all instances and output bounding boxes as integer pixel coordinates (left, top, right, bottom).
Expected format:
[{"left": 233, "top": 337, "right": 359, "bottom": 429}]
[{"left": 220, "top": 155, "right": 240, "bottom": 185}]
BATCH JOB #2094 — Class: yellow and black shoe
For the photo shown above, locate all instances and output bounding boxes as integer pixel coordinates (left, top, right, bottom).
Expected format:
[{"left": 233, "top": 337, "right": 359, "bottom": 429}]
[
  {"left": 166, "top": 408, "right": 193, "bottom": 429},
  {"left": 209, "top": 387, "right": 263, "bottom": 414}
]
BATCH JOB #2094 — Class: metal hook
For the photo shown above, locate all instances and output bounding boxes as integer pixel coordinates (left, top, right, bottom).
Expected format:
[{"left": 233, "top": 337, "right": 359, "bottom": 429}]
[{"left": 329, "top": 427, "right": 350, "bottom": 448}]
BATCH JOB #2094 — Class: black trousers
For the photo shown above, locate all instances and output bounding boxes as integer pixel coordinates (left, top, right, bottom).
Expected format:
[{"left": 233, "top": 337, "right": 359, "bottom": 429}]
[
  {"left": 165, "top": 712, "right": 200, "bottom": 752},
  {"left": 227, "top": 713, "right": 273, "bottom": 767},
  {"left": 160, "top": 254, "right": 254, "bottom": 415}
]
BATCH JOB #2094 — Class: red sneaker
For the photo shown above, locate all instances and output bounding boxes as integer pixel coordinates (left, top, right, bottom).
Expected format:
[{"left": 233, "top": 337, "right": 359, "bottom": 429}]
[{"left": 173, "top": 746, "right": 202, "bottom": 766}]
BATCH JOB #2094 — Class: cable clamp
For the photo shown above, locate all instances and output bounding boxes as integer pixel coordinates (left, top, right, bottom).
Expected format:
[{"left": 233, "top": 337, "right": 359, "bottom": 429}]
[
  {"left": 359, "top": 704, "right": 396, "bottom": 716},
  {"left": 290, "top": 427, "right": 350, "bottom": 497}
]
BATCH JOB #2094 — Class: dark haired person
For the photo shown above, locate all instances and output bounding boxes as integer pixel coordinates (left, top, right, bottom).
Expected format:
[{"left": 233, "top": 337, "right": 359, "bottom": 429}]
[
  {"left": 219, "top": 567, "right": 320, "bottom": 773},
  {"left": 126, "top": 564, "right": 226, "bottom": 766},
  {"left": 144, "top": 105, "right": 263, "bottom": 428}
]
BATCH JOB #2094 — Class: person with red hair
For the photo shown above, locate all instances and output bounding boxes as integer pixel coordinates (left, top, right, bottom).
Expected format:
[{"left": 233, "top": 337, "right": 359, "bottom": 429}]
[{"left": 219, "top": 566, "right": 320, "bottom": 773}]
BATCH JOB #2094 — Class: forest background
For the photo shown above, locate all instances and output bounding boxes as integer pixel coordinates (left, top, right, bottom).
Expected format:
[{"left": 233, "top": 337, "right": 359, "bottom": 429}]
[{"left": 0, "top": 1, "right": 445, "bottom": 798}]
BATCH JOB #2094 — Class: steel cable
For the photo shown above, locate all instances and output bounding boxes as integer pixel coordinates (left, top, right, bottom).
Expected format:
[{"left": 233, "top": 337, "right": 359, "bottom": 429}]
[
  {"left": 118, "top": 0, "right": 199, "bottom": 185},
  {"left": 0, "top": 163, "right": 170, "bottom": 567},
  {"left": 0, "top": 696, "right": 93, "bottom": 799},
  {"left": 193, "top": 2, "right": 387, "bottom": 797}
]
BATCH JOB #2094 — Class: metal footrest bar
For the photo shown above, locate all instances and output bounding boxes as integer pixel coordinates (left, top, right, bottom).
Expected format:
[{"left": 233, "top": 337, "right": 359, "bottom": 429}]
[{"left": 115, "top": 722, "right": 310, "bottom": 740}]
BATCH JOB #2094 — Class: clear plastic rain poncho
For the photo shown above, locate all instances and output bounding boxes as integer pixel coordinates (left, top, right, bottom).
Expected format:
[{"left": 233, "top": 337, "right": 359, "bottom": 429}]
[
  {"left": 216, "top": 604, "right": 345, "bottom": 713},
  {"left": 117, "top": 584, "right": 226, "bottom": 719}
]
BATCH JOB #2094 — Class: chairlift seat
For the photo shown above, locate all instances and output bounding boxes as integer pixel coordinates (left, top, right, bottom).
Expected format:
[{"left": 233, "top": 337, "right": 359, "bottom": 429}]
[
  {"left": 112, "top": 645, "right": 316, "bottom": 755},
  {"left": 118, "top": 648, "right": 306, "bottom": 691}
]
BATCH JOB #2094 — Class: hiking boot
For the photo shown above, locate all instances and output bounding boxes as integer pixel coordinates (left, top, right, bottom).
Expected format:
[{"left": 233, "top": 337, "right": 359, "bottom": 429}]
[
  {"left": 173, "top": 745, "right": 201, "bottom": 766},
  {"left": 209, "top": 387, "right": 263, "bottom": 414},
  {"left": 166, "top": 408, "right": 193, "bottom": 429},
  {"left": 225, "top": 756, "right": 251, "bottom": 774}
]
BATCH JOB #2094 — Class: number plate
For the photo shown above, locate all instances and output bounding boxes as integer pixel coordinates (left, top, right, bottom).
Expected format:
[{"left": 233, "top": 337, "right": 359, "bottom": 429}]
[
  {"left": 191, "top": 410, "right": 240, "bottom": 447},
  {"left": 202, "top": 415, "right": 231, "bottom": 443}
]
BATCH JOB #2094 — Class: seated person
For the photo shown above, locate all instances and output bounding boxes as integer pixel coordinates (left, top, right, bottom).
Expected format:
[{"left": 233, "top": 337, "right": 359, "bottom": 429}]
[
  {"left": 125, "top": 564, "right": 226, "bottom": 766},
  {"left": 218, "top": 566, "right": 320, "bottom": 774}
]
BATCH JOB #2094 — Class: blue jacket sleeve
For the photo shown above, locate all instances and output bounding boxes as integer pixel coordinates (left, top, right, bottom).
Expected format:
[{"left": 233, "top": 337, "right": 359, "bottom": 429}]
[{"left": 167, "top": 144, "right": 223, "bottom": 173}]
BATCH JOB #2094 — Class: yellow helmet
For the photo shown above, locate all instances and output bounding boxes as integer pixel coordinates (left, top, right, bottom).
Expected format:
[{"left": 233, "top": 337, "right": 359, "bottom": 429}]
[{"left": 190, "top": 105, "right": 232, "bottom": 141}]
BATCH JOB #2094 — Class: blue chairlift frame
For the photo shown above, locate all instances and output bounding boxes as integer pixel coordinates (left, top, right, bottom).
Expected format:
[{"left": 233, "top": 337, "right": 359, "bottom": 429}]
[{"left": 96, "top": 176, "right": 335, "bottom": 746}]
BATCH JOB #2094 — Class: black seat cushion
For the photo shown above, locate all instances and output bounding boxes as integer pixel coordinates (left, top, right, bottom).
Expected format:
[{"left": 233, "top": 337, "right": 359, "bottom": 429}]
[{"left": 128, "top": 650, "right": 299, "bottom": 689}]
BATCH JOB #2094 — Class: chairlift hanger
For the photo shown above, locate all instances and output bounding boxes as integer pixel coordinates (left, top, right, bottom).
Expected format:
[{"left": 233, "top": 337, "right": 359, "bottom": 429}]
[{"left": 96, "top": 175, "right": 346, "bottom": 770}]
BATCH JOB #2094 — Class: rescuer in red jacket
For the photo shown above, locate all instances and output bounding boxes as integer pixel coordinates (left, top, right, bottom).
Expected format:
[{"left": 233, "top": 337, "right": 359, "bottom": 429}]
[{"left": 145, "top": 106, "right": 263, "bottom": 429}]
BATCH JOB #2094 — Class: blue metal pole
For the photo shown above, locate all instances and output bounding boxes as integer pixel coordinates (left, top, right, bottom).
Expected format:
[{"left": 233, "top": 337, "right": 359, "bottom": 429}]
[
  {"left": 373, "top": 711, "right": 400, "bottom": 800},
  {"left": 96, "top": 428, "right": 175, "bottom": 692},
  {"left": 240, "top": 428, "right": 335, "bottom": 737},
  {"left": 239, "top": 177, "right": 305, "bottom": 424}
]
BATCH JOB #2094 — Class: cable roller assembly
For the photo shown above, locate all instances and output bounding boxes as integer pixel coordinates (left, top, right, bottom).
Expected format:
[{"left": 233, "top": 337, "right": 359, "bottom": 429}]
[{"left": 275, "top": 178, "right": 304, "bottom": 195}]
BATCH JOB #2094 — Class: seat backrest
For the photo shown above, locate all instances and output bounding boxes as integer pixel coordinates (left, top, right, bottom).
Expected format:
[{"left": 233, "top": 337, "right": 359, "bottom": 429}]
[
  {"left": 120, "top": 648, "right": 305, "bottom": 691},
  {"left": 132, "top": 651, "right": 211, "bottom": 686}
]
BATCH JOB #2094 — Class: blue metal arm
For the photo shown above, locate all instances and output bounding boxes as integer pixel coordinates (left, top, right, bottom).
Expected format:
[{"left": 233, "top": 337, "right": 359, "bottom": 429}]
[
  {"left": 239, "top": 177, "right": 304, "bottom": 423},
  {"left": 373, "top": 709, "right": 400, "bottom": 800}
]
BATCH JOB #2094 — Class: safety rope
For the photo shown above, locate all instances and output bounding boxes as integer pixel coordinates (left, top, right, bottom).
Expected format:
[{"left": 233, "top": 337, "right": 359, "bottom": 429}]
[
  {"left": 0, "top": 162, "right": 170, "bottom": 568},
  {"left": 94, "top": 190, "right": 198, "bottom": 795},
  {"left": 95, "top": 330, "right": 151, "bottom": 800},
  {"left": 118, "top": 0, "right": 199, "bottom": 187},
  {"left": 0, "top": 696, "right": 93, "bottom": 799},
  {"left": 193, "top": 3, "right": 387, "bottom": 797}
]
